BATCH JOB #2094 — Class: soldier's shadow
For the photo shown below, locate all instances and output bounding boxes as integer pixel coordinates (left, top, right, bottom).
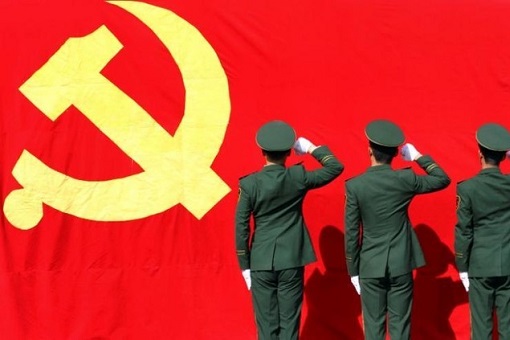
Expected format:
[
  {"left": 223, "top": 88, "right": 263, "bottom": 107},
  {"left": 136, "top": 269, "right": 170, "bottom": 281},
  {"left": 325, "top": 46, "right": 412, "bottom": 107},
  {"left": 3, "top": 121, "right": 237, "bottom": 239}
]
[
  {"left": 301, "top": 225, "right": 363, "bottom": 340},
  {"left": 411, "top": 224, "right": 469, "bottom": 340}
]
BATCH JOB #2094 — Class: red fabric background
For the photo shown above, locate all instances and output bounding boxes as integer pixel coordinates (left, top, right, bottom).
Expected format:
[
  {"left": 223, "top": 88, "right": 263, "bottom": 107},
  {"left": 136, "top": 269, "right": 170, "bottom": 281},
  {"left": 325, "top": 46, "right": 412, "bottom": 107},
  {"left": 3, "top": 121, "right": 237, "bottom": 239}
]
[{"left": 2, "top": 0, "right": 510, "bottom": 338}]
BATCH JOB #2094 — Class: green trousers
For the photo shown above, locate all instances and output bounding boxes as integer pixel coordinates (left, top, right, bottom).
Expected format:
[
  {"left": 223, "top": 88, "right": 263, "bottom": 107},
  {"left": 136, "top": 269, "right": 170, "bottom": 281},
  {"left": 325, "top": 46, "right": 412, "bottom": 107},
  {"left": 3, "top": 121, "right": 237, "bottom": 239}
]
[
  {"left": 469, "top": 276, "right": 510, "bottom": 340},
  {"left": 360, "top": 273, "right": 413, "bottom": 340},
  {"left": 251, "top": 267, "right": 304, "bottom": 340}
]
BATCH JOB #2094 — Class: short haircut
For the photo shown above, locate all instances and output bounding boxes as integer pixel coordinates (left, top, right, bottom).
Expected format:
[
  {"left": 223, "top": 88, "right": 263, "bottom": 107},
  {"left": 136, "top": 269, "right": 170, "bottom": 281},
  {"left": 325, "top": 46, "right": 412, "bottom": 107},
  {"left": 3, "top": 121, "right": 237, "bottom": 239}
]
[
  {"left": 479, "top": 145, "right": 505, "bottom": 166},
  {"left": 369, "top": 141, "right": 398, "bottom": 164},
  {"left": 262, "top": 149, "right": 290, "bottom": 162}
]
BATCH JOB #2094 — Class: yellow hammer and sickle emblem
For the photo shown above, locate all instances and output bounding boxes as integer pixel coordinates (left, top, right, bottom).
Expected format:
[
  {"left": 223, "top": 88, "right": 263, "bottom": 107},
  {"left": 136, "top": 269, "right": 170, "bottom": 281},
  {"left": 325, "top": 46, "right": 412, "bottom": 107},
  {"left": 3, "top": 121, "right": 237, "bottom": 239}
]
[{"left": 3, "top": 1, "right": 231, "bottom": 230}]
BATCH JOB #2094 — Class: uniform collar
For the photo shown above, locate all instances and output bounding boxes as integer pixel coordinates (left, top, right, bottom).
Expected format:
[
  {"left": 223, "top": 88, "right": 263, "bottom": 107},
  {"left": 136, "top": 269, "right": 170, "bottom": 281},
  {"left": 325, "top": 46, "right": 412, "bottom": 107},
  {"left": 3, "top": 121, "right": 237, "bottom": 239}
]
[
  {"left": 479, "top": 167, "right": 501, "bottom": 175},
  {"left": 262, "top": 163, "right": 286, "bottom": 171},
  {"left": 366, "top": 164, "right": 392, "bottom": 172}
]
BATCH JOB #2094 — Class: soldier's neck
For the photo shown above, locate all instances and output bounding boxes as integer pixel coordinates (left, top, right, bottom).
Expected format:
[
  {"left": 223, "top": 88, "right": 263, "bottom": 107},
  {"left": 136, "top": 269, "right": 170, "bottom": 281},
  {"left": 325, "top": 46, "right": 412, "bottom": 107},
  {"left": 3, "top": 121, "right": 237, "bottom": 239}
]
[
  {"left": 480, "top": 157, "right": 499, "bottom": 170},
  {"left": 370, "top": 159, "right": 389, "bottom": 167},
  {"left": 481, "top": 163, "right": 498, "bottom": 170}
]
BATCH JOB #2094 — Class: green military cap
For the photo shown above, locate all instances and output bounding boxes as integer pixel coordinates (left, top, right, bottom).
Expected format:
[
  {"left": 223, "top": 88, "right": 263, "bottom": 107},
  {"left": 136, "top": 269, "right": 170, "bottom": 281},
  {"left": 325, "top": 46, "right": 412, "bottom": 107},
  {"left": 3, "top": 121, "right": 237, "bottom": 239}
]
[
  {"left": 476, "top": 123, "right": 510, "bottom": 151},
  {"left": 365, "top": 119, "right": 405, "bottom": 147},
  {"left": 256, "top": 120, "right": 296, "bottom": 151}
]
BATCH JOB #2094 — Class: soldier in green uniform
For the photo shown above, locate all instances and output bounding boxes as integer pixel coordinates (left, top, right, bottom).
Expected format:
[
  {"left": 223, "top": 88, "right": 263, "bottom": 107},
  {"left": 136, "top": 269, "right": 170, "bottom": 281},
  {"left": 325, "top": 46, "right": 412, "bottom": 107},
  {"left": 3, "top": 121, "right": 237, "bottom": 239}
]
[
  {"left": 344, "top": 119, "right": 450, "bottom": 340},
  {"left": 235, "top": 120, "right": 343, "bottom": 340},
  {"left": 454, "top": 123, "right": 510, "bottom": 340}
]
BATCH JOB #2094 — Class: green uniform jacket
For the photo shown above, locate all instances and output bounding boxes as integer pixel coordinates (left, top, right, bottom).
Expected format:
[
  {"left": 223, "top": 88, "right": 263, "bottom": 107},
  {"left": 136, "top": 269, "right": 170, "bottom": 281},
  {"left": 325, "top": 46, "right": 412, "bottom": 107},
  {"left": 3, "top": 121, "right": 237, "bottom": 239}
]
[
  {"left": 236, "top": 146, "right": 343, "bottom": 271},
  {"left": 455, "top": 167, "right": 510, "bottom": 277},
  {"left": 345, "top": 156, "right": 450, "bottom": 278}
]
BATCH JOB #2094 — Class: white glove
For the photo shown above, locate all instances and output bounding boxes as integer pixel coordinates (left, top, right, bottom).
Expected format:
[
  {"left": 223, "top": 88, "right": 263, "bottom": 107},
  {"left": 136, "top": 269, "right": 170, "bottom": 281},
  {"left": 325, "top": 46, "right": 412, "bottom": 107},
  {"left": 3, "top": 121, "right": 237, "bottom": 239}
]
[
  {"left": 459, "top": 272, "right": 469, "bottom": 292},
  {"left": 242, "top": 269, "right": 251, "bottom": 290},
  {"left": 401, "top": 143, "right": 422, "bottom": 161},
  {"left": 350, "top": 276, "right": 361, "bottom": 295},
  {"left": 293, "top": 137, "right": 315, "bottom": 155}
]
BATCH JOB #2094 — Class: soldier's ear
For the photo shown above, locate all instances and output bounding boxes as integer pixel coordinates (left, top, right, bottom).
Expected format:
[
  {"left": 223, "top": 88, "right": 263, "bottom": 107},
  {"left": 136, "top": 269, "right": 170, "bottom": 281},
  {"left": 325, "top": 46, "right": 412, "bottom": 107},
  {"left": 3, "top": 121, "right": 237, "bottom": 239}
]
[
  {"left": 478, "top": 149, "right": 486, "bottom": 166},
  {"left": 368, "top": 146, "right": 373, "bottom": 157}
]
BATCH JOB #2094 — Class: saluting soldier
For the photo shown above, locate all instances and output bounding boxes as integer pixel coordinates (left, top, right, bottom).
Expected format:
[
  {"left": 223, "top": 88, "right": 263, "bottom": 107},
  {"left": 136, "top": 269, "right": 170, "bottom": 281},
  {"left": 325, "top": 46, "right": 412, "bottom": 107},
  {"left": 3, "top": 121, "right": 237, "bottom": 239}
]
[
  {"left": 235, "top": 120, "right": 343, "bottom": 340},
  {"left": 454, "top": 123, "right": 510, "bottom": 340},
  {"left": 344, "top": 119, "right": 450, "bottom": 340}
]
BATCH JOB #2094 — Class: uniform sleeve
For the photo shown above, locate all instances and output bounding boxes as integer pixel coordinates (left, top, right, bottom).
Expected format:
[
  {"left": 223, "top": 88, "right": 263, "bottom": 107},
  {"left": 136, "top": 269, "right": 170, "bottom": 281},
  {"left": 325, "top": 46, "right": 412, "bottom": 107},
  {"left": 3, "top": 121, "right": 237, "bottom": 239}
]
[
  {"left": 235, "top": 181, "right": 252, "bottom": 270},
  {"left": 454, "top": 183, "right": 473, "bottom": 272},
  {"left": 344, "top": 183, "right": 361, "bottom": 276},
  {"left": 303, "top": 145, "right": 344, "bottom": 189},
  {"left": 412, "top": 155, "right": 451, "bottom": 193}
]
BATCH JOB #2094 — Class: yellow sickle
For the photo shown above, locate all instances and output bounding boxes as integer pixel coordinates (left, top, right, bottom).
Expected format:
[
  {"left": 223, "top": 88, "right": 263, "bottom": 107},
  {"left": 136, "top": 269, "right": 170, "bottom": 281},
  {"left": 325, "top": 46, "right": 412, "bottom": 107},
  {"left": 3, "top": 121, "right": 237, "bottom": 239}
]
[{"left": 4, "top": 1, "right": 231, "bottom": 230}]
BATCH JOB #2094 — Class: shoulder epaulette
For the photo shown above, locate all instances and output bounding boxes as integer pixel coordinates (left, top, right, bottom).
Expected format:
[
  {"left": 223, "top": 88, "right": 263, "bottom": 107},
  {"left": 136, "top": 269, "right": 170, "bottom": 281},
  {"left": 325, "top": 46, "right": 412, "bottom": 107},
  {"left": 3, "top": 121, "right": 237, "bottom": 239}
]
[
  {"left": 345, "top": 174, "right": 361, "bottom": 182},
  {"left": 239, "top": 171, "right": 257, "bottom": 180},
  {"left": 457, "top": 174, "right": 479, "bottom": 185}
]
